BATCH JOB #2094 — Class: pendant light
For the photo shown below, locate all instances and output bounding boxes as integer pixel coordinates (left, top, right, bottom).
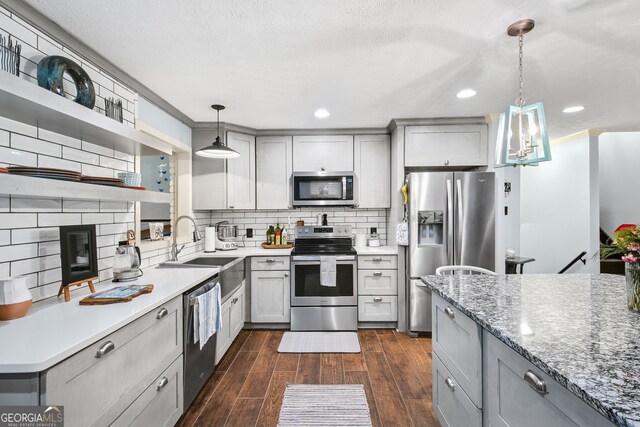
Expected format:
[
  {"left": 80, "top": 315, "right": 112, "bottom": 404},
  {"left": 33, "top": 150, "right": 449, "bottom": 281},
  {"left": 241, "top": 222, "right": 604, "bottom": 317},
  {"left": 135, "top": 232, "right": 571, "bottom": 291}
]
[
  {"left": 496, "top": 19, "right": 551, "bottom": 167},
  {"left": 195, "top": 104, "right": 240, "bottom": 159}
]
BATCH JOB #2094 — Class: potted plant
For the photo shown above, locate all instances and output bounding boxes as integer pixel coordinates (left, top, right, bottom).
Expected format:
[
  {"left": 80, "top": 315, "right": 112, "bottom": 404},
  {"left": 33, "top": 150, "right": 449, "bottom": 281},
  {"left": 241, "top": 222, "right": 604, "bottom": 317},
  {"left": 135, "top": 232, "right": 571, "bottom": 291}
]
[{"left": 602, "top": 224, "right": 640, "bottom": 311}]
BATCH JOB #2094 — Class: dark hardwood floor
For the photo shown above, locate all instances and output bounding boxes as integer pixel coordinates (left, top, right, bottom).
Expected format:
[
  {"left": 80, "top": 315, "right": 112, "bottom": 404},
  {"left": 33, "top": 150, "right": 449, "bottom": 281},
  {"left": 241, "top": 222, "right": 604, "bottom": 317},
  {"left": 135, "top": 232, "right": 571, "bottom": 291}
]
[{"left": 177, "top": 329, "right": 438, "bottom": 427}]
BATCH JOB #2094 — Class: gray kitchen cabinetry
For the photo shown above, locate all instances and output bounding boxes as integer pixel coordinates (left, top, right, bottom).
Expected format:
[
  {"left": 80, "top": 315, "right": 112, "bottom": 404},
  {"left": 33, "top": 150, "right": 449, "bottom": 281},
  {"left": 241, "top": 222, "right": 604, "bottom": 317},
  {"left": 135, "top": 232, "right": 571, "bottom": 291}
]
[
  {"left": 251, "top": 256, "right": 291, "bottom": 323},
  {"left": 354, "top": 134, "right": 390, "bottom": 208},
  {"left": 292, "top": 135, "right": 353, "bottom": 172},
  {"left": 216, "top": 283, "right": 245, "bottom": 364},
  {"left": 42, "top": 297, "right": 183, "bottom": 427},
  {"left": 357, "top": 255, "right": 398, "bottom": 322},
  {"left": 483, "top": 333, "right": 614, "bottom": 427},
  {"left": 405, "top": 124, "right": 487, "bottom": 167},
  {"left": 256, "top": 136, "right": 293, "bottom": 209}
]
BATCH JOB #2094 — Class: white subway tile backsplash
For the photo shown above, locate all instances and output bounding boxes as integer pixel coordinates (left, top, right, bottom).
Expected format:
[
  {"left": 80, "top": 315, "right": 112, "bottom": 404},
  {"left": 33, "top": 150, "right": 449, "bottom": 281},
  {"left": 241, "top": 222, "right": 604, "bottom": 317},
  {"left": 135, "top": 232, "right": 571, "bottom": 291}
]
[
  {"left": 62, "top": 200, "right": 100, "bottom": 212},
  {"left": 11, "top": 227, "right": 59, "bottom": 244},
  {"left": 99, "top": 201, "right": 130, "bottom": 212},
  {"left": 81, "top": 163, "right": 113, "bottom": 178},
  {"left": 62, "top": 146, "right": 100, "bottom": 165},
  {"left": 96, "top": 235, "right": 115, "bottom": 247},
  {"left": 0, "top": 12, "right": 38, "bottom": 47},
  {"left": 0, "top": 243, "right": 37, "bottom": 262},
  {"left": 38, "top": 240, "right": 60, "bottom": 256},
  {"left": 38, "top": 213, "right": 82, "bottom": 227},
  {"left": 0, "top": 197, "right": 8, "bottom": 212},
  {"left": 0, "top": 213, "right": 38, "bottom": 229},
  {"left": 0, "top": 130, "right": 8, "bottom": 146},
  {"left": 11, "top": 134, "right": 61, "bottom": 157},
  {"left": 0, "top": 146, "right": 37, "bottom": 166},
  {"left": 114, "top": 212, "right": 135, "bottom": 223},
  {"left": 38, "top": 268, "right": 61, "bottom": 286},
  {"left": 11, "top": 254, "right": 60, "bottom": 276},
  {"left": 99, "top": 156, "right": 129, "bottom": 172},
  {"left": 99, "top": 223, "right": 129, "bottom": 236},
  {"left": 38, "top": 129, "right": 82, "bottom": 149},
  {"left": 38, "top": 155, "right": 82, "bottom": 172},
  {"left": 82, "top": 213, "right": 114, "bottom": 224},
  {"left": 114, "top": 150, "right": 134, "bottom": 163},
  {"left": 11, "top": 198, "right": 62, "bottom": 213},
  {"left": 0, "top": 262, "right": 8, "bottom": 277},
  {"left": 82, "top": 140, "right": 114, "bottom": 157},
  {"left": 0, "top": 230, "right": 9, "bottom": 246}
]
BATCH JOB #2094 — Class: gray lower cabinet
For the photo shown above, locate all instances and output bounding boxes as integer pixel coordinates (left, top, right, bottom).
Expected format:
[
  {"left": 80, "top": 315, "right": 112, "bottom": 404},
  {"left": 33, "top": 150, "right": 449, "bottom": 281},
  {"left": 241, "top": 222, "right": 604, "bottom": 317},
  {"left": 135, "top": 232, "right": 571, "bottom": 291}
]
[
  {"left": 483, "top": 333, "right": 614, "bottom": 427},
  {"left": 111, "top": 355, "right": 183, "bottom": 427},
  {"left": 357, "top": 255, "right": 398, "bottom": 323},
  {"left": 433, "top": 353, "right": 482, "bottom": 427},
  {"left": 216, "top": 283, "right": 245, "bottom": 364},
  {"left": 250, "top": 256, "right": 291, "bottom": 324},
  {"left": 41, "top": 297, "right": 183, "bottom": 427}
]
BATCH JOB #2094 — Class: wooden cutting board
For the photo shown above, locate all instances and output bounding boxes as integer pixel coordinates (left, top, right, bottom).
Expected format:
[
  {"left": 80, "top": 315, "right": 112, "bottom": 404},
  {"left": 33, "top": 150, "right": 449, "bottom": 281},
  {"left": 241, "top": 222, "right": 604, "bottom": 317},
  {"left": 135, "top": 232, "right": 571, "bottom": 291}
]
[
  {"left": 79, "top": 285, "right": 154, "bottom": 305},
  {"left": 261, "top": 243, "right": 293, "bottom": 249}
]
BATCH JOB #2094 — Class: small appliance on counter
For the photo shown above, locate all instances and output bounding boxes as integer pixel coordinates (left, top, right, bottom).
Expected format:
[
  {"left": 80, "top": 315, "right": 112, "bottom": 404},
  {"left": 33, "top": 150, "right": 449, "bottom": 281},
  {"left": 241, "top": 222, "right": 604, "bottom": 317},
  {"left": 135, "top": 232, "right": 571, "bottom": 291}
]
[
  {"left": 0, "top": 276, "right": 32, "bottom": 320},
  {"left": 367, "top": 227, "right": 381, "bottom": 247},
  {"left": 214, "top": 221, "right": 238, "bottom": 251},
  {"left": 113, "top": 230, "right": 142, "bottom": 282}
]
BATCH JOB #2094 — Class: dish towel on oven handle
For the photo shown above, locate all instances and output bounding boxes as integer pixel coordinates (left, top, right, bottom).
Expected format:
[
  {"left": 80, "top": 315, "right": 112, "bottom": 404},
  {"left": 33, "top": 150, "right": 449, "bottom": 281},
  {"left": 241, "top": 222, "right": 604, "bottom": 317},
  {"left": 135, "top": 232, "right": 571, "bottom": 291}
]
[
  {"left": 320, "top": 256, "right": 337, "bottom": 287},
  {"left": 193, "top": 282, "right": 222, "bottom": 350}
]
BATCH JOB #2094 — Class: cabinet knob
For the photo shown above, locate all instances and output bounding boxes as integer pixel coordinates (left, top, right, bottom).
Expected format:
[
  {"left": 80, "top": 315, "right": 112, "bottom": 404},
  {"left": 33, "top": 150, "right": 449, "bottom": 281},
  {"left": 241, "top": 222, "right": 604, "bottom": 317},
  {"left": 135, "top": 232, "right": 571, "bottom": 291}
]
[
  {"left": 229, "top": 205, "right": 234, "bottom": 209},
  {"left": 156, "top": 308, "right": 168, "bottom": 320},
  {"left": 524, "top": 370, "right": 548, "bottom": 395},
  {"left": 95, "top": 341, "right": 115, "bottom": 359},
  {"left": 444, "top": 160, "right": 450, "bottom": 166},
  {"left": 354, "top": 204, "right": 360, "bottom": 208},
  {"left": 444, "top": 306, "right": 455, "bottom": 319},
  {"left": 373, "top": 297, "right": 383, "bottom": 302},
  {"left": 321, "top": 166, "right": 326, "bottom": 171},
  {"left": 284, "top": 272, "right": 289, "bottom": 277},
  {"left": 445, "top": 377, "right": 456, "bottom": 391},
  {"left": 156, "top": 377, "right": 169, "bottom": 391}
]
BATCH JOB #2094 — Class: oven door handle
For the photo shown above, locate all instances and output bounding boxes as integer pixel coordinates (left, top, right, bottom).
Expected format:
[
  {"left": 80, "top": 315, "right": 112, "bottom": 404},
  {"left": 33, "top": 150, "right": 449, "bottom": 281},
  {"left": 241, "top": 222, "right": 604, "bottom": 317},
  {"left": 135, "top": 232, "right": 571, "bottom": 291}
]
[{"left": 291, "top": 255, "right": 357, "bottom": 262}]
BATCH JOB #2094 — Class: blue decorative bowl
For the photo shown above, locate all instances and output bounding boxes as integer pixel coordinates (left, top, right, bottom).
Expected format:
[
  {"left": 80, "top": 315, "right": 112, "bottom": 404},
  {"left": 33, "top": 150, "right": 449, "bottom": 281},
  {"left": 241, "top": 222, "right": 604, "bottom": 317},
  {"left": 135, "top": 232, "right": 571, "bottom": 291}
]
[{"left": 117, "top": 172, "right": 141, "bottom": 187}]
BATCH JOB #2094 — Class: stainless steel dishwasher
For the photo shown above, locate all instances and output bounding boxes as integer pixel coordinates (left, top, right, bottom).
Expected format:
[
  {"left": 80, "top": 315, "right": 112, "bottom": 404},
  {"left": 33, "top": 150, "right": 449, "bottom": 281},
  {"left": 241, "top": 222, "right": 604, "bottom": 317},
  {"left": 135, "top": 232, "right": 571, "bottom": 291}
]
[{"left": 183, "top": 257, "right": 245, "bottom": 409}]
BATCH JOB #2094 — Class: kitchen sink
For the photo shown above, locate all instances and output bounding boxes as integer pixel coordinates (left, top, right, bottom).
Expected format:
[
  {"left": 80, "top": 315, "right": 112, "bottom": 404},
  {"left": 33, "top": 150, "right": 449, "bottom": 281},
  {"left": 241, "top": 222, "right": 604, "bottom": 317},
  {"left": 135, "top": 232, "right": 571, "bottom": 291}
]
[{"left": 158, "top": 257, "right": 241, "bottom": 269}]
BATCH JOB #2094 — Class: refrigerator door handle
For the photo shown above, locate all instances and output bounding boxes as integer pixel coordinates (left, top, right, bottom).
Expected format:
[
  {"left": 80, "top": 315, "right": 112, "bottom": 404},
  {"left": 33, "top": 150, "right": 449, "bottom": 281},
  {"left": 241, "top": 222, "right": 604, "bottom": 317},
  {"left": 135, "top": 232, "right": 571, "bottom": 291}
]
[
  {"left": 446, "top": 179, "right": 454, "bottom": 264},
  {"left": 456, "top": 179, "right": 463, "bottom": 264}
]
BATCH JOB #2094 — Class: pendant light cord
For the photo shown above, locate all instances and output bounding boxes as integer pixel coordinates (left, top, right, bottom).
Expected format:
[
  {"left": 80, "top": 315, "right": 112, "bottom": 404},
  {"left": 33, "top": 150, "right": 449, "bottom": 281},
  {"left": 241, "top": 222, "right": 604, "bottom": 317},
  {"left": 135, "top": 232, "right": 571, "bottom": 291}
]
[
  {"left": 517, "top": 32, "right": 525, "bottom": 107},
  {"left": 217, "top": 109, "right": 221, "bottom": 140}
]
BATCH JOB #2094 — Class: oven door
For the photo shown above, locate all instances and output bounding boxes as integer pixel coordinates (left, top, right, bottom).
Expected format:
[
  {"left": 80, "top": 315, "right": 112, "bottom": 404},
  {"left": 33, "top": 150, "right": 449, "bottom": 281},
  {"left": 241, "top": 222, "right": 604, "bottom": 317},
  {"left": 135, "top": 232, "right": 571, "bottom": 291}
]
[
  {"left": 290, "top": 255, "right": 357, "bottom": 306},
  {"left": 292, "top": 172, "right": 354, "bottom": 206}
]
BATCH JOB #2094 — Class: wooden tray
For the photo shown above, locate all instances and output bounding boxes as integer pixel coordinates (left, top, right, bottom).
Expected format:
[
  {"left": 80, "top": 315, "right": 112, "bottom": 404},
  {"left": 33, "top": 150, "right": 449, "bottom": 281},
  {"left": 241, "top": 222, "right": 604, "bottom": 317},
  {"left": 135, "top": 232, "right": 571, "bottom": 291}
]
[
  {"left": 261, "top": 243, "right": 293, "bottom": 249},
  {"left": 79, "top": 284, "right": 154, "bottom": 305}
]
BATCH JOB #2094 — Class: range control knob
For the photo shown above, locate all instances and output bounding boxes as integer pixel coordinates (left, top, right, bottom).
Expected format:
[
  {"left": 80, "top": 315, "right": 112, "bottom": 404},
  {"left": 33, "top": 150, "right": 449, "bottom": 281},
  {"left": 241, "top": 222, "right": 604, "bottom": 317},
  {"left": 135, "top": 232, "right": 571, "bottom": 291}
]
[{"left": 304, "top": 227, "right": 309, "bottom": 233}]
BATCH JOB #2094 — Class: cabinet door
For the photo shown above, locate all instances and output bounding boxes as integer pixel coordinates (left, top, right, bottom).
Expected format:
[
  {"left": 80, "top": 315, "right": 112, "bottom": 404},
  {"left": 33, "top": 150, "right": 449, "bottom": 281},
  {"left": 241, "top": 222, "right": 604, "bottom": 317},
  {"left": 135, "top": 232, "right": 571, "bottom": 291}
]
[
  {"left": 256, "top": 136, "right": 293, "bottom": 209},
  {"left": 354, "top": 134, "right": 390, "bottom": 208},
  {"left": 405, "top": 125, "right": 487, "bottom": 167},
  {"left": 292, "top": 135, "right": 354, "bottom": 172},
  {"left": 215, "top": 299, "right": 232, "bottom": 365},
  {"left": 192, "top": 128, "right": 226, "bottom": 209},
  {"left": 226, "top": 131, "right": 256, "bottom": 209},
  {"left": 432, "top": 353, "right": 482, "bottom": 427},
  {"left": 358, "top": 296, "right": 397, "bottom": 321},
  {"left": 484, "top": 333, "right": 615, "bottom": 427},
  {"left": 230, "top": 285, "right": 245, "bottom": 338},
  {"left": 251, "top": 270, "right": 291, "bottom": 323}
]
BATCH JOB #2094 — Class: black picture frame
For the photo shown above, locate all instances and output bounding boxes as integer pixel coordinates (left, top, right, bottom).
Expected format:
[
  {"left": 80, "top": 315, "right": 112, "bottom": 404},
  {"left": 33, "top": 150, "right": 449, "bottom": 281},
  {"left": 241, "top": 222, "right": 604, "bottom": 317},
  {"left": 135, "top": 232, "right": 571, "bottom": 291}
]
[{"left": 59, "top": 224, "right": 98, "bottom": 285}]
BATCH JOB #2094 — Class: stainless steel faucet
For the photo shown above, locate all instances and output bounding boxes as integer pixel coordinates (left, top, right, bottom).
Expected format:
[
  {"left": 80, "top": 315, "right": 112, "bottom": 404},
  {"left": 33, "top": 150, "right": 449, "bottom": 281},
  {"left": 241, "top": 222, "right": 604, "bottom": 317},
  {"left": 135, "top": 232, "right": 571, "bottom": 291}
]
[{"left": 170, "top": 215, "right": 203, "bottom": 261}]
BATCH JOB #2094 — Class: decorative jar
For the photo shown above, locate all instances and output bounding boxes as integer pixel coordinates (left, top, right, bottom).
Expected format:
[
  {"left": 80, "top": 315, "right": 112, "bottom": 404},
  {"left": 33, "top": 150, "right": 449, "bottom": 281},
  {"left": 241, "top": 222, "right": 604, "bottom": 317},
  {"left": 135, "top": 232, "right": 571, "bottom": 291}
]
[{"left": 625, "top": 263, "right": 640, "bottom": 312}]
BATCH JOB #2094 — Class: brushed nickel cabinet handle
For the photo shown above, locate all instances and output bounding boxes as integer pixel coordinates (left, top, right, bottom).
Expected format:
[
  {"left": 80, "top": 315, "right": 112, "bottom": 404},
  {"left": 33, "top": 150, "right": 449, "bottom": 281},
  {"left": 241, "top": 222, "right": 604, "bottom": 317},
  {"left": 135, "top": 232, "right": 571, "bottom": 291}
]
[
  {"left": 372, "top": 257, "right": 383, "bottom": 262},
  {"left": 524, "top": 370, "right": 548, "bottom": 395},
  {"left": 229, "top": 205, "right": 234, "bottom": 209},
  {"left": 156, "top": 377, "right": 169, "bottom": 391},
  {"left": 444, "top": 306, "right": 455, "bottom": 319},
  {"left": 445, "top": 377, "right": 455, "bottom": 391},
  {"left": 373, "top": 297, "right": 383, "bottom": 302},
  {"left": 266, "top": 258, "right": 276, "bottom": 263},
  {"left": 156, "top": 308, "right": 168, "bottom": 320},
  {"left": 373, "top": 271, "right": 383, "bottom": 276},
  {"left": 96, "top": 341, "right": 115, "bottom": 359}
]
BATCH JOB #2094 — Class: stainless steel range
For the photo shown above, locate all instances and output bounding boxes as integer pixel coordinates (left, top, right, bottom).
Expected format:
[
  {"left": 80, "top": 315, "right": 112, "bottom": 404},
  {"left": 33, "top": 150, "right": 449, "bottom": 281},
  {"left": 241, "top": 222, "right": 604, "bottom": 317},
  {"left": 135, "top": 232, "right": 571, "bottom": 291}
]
[{"left": 290, "top": 225, "right": 357, "bottom": 331}]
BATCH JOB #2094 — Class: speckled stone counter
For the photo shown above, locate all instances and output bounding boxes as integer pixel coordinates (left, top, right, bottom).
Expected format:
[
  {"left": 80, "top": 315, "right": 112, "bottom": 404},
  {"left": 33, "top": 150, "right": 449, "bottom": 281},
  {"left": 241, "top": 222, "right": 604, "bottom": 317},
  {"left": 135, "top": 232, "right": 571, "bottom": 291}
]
[{"left": 421, "top": 274, "right": 640, "bottom": 427}]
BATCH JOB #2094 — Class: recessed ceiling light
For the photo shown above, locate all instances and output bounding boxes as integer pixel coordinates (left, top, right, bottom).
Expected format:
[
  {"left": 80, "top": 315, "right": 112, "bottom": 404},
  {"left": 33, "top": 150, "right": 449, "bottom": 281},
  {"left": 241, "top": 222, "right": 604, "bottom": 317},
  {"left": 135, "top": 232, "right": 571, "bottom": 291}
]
[
  {"left": 314, "top": 109, "right": 330, "bottom": 119},
  {"left": 563, "top": 106, "right": 584, "bottom": 113},
  {"left": 456, "top": 89, "right": 476, "bottom": 99}
]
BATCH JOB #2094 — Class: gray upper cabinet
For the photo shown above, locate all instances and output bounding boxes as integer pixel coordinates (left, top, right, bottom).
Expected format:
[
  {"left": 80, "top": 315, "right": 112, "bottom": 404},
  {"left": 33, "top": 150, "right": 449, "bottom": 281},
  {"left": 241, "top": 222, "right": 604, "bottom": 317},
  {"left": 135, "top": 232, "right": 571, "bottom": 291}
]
[
  {"left": 226, "top": 132, "right": 256, "bottom": 209},
  {"left": 292, "top": 135, "right": 354, "bottom": 172},
  {"left": 256, "top": 136, "right": 293, "bottom": 209},
  {"left": 354, "top": 134, "right": 390, "bottom": 208},
  {"left": 405, "top": 125, "right": 487, "bottom": 167}
]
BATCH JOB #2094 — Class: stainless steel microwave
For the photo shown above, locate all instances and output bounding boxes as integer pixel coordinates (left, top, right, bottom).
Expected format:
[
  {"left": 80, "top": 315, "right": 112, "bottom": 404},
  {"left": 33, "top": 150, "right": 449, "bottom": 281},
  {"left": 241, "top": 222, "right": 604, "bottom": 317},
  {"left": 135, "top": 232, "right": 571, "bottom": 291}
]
[{"left": 292, "top": 172, "right": 355, "bottom": 206}]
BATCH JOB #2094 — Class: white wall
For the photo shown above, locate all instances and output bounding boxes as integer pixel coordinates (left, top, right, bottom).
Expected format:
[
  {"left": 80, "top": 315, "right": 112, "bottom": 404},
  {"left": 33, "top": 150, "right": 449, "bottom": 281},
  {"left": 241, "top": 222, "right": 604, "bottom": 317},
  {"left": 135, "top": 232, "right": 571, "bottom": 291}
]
[
  {"left": 599, "top": 132, "right": 640, "bottom": 236},
  {"left": 138, "top": 97, "right": 192, "bottom": 147},
  {"left": 520, "top": 134, "right": 600, "bottom": 273}
]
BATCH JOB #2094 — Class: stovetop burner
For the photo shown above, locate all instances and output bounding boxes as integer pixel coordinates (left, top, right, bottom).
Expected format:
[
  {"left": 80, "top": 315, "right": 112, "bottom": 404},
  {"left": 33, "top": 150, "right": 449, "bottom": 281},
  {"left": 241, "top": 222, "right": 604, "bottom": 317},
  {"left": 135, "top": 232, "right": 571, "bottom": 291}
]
[{"left": 292, "top": 224, "right": 355, "bottom": 256}]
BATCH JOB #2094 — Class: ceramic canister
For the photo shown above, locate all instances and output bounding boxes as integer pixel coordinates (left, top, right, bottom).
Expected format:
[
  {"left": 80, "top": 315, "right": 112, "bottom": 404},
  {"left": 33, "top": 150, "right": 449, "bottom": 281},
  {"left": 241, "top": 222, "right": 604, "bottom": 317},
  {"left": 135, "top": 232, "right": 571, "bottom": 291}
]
[{"left": 0, "top": 276, "right": 32, "bottom": 320}]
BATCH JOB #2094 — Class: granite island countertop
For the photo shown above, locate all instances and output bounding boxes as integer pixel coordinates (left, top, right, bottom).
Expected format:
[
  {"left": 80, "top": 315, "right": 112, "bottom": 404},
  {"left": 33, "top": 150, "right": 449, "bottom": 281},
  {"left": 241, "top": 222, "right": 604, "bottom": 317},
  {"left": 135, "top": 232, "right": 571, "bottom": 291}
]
[{"left": 421, "top": 274, "right": 640, "bottom": 427}]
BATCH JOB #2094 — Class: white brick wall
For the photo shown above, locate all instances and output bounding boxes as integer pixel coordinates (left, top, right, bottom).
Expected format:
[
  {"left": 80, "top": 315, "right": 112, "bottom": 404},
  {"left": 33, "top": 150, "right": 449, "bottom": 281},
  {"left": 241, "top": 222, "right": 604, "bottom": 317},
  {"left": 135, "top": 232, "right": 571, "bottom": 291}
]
[
  {"left": 0, "top": 6, "right": 136, "bottom": 127},
  {"left": 198, "top": 207, "right": 388, "bottom": 247}
]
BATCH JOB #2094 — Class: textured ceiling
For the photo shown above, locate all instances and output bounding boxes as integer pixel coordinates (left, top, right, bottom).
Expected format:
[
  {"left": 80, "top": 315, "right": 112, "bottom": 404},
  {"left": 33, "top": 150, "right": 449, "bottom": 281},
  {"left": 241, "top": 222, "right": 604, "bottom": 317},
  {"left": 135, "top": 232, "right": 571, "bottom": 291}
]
[{"left": 23, "top": 0, "right": 640, "bottom": 137}]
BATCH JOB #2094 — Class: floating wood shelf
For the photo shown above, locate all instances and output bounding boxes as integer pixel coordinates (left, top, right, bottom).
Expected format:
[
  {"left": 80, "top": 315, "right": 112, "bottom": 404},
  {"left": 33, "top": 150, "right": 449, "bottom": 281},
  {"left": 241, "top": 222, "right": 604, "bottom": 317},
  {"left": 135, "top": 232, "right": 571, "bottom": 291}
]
[
  {"left": 0, "top": 72, "right": 172, "bottom": 155},
  {"left": 0, "top": 173, "right": 172, "bottom": 204}
]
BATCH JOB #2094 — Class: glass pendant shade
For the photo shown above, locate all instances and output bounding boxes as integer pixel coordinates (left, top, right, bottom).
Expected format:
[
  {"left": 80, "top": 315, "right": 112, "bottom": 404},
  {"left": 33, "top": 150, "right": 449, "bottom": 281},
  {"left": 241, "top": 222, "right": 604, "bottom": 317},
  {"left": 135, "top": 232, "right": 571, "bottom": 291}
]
[{"left": 496, "top": 102, "right": 551, "bottom": 167}]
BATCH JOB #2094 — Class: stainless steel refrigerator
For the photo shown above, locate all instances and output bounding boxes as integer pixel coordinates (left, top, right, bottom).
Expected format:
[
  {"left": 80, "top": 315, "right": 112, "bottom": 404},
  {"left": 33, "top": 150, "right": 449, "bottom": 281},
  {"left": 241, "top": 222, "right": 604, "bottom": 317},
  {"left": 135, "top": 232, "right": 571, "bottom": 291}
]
[{"left": 408, "top": 172, "right": 495, "bottom": 333}]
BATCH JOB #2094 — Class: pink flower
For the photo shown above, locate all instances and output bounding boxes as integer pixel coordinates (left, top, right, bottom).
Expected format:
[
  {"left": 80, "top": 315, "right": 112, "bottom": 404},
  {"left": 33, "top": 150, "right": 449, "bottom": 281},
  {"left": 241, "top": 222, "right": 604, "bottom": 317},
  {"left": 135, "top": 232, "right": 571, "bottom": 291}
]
[
  {"left": 622, "top": 255, "right": 638, "bottom": 264},
  {"left": 616, "top": 224, "right": 637, "bottom": 232},
  {"left": 627, "top": 244, "right": 640, "bottom": 252}
]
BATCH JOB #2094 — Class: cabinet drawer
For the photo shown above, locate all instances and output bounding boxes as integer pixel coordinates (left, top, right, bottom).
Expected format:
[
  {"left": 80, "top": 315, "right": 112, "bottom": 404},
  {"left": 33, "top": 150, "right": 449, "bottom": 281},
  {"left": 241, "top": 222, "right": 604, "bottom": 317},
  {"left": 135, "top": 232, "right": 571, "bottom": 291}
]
[
  {"left": 432, "top": 294, "right": 482, "bottom": 408},
  {"left": 358, "top": 255, "right": 397, "bottom": 270},
  {"left": 433, "top": 353, "right": 481, "bottom": 427},
  {"left": 484, "top": 333, "right": 614, "bottom": 427},
  {"left": 358, "top": 270, "right": 397, "bottom": 295},
  {"left": 111, "top": 355, "right": 183, "bottom": 427},
  {"left": 358, "top": 296, "right": 397, "bottom": 321},
  {"left": 43, "top": 297, "right": 182, "bottom": 427},
  {"left": 251, "top": 256, "right": 290, "bottom": 271}
]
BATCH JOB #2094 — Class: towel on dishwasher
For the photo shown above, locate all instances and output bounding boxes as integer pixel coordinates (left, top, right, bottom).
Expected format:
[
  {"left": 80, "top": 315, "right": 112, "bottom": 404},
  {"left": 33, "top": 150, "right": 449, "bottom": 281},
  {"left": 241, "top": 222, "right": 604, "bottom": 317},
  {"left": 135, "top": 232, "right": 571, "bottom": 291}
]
[
  {"left": 320, "top": 256, "right": 337, "bottom": 287},
  {"left": 193, "top": 283, "right": 221, "bottom": 350}
]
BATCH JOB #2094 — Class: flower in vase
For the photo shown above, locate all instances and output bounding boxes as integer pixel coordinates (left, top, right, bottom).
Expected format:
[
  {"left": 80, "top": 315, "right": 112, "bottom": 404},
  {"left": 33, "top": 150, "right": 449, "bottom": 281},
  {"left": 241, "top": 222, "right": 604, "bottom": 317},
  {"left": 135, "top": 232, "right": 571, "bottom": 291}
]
[
  {"left": 622, "top": 255, "right": 638, "bottom": 264},
  {"left": 602, "top": 224, "right": 640, "bottom": 264},
  {"left": 615, "top": 224, "right": 637, "bottom": 232},
  {"left": 628, "top": 244, "right": 640, "bottom": 252}
]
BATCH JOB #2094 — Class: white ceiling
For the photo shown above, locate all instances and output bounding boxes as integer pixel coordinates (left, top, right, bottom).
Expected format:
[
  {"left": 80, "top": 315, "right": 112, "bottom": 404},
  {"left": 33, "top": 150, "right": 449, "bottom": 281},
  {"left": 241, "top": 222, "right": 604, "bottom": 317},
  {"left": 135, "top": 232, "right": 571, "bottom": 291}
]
[{"left": 24, "top": 0, "right": 640, "bottom": 138}]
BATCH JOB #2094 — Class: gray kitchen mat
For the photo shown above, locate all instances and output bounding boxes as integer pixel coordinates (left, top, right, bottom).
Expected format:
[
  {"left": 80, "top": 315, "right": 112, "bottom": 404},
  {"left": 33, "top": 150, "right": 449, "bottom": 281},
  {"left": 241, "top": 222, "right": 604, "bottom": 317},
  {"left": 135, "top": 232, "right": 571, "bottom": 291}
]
[
  {"left": 277, "top": 331, "right": 361, "bottom": 353},
  {"left": 278, "top": 384, "right": 372, "bottom": 426}
]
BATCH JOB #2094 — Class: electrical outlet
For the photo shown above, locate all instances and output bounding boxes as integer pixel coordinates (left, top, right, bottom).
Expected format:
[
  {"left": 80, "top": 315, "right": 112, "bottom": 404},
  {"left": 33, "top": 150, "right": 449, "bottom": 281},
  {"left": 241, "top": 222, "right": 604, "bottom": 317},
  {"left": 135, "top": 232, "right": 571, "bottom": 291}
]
[{"left": 246, "top": 228, "right": 253, "bottom": 238}]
